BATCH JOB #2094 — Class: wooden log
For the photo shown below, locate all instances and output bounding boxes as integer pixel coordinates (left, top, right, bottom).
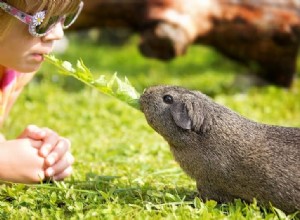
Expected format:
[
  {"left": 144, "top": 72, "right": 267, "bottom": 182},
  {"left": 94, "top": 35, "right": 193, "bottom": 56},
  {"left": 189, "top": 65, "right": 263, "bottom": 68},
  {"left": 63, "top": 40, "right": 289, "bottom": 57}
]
[
  {"left": 72, "top": 0, "right": 300, "bottom": 87},
  {"left": 139, "top": 0, "right": 300, "bottom": 87},
  {"left": 71, "top": 0, "right": 148, "bottom": 30}
]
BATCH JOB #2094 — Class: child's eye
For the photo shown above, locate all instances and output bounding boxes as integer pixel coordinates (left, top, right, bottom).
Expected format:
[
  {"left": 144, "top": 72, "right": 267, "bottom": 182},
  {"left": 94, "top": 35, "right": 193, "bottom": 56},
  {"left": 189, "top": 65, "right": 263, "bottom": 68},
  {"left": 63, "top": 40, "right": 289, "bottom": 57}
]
[{"left": 163, "top": 95, "right": 173, "bottom": 104}]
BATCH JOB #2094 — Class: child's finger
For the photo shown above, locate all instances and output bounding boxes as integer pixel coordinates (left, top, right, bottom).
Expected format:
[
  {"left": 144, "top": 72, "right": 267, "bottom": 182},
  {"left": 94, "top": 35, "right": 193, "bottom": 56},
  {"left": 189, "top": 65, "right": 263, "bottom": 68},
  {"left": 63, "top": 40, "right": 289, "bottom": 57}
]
[
  {"left": 45, "top": 138, "right": 71, "bottom": 166},
  {"left": 28, "top": 139, "right": 43, "bottom": 149},
  {"left": 18, "top": 125, "right": 46, "bottom": 139},
  {"left": 45, "top": 152, "right": 74, "bottom": 177},
  {"left": 39, "top": 129, "right": 60, "bottom": 157},
  {"left": 53, "top": 166, "right": 73, "bottom": 181}
]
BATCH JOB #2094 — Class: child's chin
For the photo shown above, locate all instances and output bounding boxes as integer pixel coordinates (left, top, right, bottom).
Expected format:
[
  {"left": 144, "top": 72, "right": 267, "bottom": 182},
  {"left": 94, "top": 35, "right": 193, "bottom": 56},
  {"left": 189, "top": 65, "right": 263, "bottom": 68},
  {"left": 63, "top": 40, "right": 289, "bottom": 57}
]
[{"left": 18, "top": 63, "right": 42, "bottom": 73}]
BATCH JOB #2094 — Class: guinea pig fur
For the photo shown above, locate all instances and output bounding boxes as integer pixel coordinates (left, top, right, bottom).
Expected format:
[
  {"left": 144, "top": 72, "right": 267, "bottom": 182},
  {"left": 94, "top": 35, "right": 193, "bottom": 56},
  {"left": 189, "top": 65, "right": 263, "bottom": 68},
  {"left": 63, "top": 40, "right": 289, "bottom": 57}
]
[{"left": 140, "top": 85, "right": 300, "bottom": 214}]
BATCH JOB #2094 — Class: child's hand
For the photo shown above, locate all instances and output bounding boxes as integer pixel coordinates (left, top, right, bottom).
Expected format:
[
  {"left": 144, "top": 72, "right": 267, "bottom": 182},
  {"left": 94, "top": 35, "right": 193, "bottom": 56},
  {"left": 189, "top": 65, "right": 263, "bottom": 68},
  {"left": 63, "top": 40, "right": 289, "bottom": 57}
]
[
  {"left": 18, "top": 125, "right": 74, "bottom": 181},
  {"left": 0, "top": 139, "right": 45, "bottom": 183}
]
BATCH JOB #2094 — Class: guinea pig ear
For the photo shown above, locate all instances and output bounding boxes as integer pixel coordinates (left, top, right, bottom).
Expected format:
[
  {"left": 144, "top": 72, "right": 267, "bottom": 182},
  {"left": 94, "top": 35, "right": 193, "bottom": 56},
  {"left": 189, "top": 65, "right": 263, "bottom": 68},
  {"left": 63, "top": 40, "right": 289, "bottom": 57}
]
[
  {"left": 186, "top": 100, "right": 208, "bottom": 133},
  {"left": 170, "top": 102, "right": 192, "bottom": 130},
  {"left": 170, "top": 99, "right": 211, "bottom": 133}
]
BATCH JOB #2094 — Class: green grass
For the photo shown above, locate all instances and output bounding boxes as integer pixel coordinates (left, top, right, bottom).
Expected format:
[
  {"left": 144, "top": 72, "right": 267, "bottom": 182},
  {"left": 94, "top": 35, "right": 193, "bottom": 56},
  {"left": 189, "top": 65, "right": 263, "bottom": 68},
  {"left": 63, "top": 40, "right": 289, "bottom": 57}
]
[{"left": 0, "top": 33, "right": 299, "bottom": 219}]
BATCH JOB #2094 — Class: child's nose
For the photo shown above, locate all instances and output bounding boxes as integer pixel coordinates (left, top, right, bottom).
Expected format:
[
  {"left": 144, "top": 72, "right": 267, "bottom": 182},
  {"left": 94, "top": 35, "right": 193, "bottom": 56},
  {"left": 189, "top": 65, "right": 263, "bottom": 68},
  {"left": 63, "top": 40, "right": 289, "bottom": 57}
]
[{"left": 42, "top": 22, "right": 64, "bottom": 42}]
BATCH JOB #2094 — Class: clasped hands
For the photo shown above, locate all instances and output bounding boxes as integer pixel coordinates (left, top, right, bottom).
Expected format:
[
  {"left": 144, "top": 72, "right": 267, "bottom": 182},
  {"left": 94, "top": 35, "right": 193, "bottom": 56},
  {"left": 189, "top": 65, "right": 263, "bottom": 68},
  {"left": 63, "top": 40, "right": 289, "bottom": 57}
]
[{"left": 16, "top": 124, "right": 74, "bottom": 183}]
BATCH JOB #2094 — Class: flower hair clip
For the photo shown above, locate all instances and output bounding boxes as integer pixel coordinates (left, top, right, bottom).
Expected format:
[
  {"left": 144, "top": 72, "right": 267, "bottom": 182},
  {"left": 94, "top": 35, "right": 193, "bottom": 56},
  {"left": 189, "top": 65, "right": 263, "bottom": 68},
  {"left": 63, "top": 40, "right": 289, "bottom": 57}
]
[{"left": 31, "top": 11, "right": 45, "bottom": 26}]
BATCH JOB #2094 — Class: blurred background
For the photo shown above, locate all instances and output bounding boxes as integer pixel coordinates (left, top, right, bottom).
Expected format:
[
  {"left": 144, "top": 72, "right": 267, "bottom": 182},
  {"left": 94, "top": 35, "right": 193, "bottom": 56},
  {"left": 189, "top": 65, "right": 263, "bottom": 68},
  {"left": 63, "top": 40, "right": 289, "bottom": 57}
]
[{"left": 65, "top": 0, "right": 300, "bottom": 88}]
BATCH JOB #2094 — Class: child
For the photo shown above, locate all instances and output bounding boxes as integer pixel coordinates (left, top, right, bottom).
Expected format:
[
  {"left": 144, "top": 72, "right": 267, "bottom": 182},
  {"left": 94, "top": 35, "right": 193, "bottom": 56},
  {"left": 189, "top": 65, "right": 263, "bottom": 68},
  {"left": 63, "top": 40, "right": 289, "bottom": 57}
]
[{"left": 0, "top": 0, "right": 84, "bottom": 183}]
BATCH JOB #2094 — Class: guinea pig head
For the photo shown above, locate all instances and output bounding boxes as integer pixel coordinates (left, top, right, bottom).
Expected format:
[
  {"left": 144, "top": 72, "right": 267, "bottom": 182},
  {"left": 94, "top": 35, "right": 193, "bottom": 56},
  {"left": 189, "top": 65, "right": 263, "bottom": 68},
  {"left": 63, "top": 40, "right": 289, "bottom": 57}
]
[{"left": 140, "top": 85, "right": 212, "bottom": 140}]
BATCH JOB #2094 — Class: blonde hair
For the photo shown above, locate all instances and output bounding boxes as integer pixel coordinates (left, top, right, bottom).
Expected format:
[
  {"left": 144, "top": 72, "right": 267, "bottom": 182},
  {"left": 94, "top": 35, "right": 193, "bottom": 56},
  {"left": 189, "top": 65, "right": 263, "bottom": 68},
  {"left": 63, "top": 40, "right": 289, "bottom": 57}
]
[{"left": 0, "top": 0, "right": 81, "bottom": 39}]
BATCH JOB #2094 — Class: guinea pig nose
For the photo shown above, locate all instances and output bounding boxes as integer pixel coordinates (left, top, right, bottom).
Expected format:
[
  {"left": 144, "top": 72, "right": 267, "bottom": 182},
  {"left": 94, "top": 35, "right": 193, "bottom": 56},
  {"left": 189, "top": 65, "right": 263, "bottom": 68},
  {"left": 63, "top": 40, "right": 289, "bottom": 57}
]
[{"left": 163, "top": 95, "right": 173, "bottom": 104}]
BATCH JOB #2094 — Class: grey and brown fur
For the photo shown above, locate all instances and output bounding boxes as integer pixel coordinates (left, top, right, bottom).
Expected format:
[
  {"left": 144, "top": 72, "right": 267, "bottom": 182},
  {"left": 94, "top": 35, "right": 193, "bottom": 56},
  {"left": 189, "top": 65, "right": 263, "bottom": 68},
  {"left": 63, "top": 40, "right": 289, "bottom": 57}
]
[{"left": 140, "top": 85, "right": 300, "bottom": 214}]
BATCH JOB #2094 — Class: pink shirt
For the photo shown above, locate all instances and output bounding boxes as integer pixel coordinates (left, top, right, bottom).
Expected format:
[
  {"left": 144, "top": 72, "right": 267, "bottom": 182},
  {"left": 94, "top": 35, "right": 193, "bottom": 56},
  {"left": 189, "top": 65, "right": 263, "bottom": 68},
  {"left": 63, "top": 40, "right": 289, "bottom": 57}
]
[{"left": 0, "top": 68, "right": 35, "bottom": 127}]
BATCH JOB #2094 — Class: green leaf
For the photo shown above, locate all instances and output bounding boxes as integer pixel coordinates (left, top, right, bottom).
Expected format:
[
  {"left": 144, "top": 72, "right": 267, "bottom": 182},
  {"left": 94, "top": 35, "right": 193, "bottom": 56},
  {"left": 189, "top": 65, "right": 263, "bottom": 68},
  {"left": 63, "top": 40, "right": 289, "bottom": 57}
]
[{"left": 45, "top": 54, "right": 140, "bottom": 110}]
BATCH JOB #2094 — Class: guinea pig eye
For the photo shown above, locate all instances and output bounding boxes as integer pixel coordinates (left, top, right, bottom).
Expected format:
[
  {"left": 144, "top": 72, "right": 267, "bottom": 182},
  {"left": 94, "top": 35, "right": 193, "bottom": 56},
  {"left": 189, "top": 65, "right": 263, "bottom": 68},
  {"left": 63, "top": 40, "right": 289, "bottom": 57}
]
[{"left": 163, "top": 95, "right": 173, "bottom": 104}]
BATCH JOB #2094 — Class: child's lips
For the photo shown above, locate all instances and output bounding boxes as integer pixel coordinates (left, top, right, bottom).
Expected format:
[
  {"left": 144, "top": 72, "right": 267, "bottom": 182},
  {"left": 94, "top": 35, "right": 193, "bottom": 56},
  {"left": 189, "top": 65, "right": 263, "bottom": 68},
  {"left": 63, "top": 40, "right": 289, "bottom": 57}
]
[{"left": 31, "top": 53, "right": 45, "bottom": 62}]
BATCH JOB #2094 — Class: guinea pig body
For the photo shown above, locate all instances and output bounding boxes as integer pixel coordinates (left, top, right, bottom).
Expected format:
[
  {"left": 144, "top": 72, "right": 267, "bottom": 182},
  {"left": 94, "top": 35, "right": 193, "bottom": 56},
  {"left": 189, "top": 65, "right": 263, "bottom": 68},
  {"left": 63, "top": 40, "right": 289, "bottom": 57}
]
[{"left": 140, "top": 85, "right": 300, "bottom": 213}]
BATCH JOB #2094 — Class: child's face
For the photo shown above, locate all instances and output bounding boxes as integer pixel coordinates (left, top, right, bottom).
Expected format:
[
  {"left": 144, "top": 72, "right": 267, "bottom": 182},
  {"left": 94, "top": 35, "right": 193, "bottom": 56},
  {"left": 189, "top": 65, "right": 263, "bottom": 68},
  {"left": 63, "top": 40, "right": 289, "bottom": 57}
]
[{"left": 0, "top": 19, "right": 64, "bottom": 73}]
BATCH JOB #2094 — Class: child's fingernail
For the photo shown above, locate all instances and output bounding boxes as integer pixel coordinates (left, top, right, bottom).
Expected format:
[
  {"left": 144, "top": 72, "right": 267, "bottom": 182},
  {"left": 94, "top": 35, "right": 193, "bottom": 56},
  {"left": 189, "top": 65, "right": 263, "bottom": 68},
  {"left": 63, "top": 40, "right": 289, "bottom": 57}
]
[
  {"left": 47, "top": 156, "right": 55, "bottom": 166},
  {"left": 41, "top": 148, "right": 48, "bottom": 156},
  {"left": 39, "top": 131, "right": 46, "bottom": 136},
  {"left": 41, "top": 144, "right": 51, "bottom": 156},
  {"left": 46, "top": 168, "right": 54, "bottom": 177}
]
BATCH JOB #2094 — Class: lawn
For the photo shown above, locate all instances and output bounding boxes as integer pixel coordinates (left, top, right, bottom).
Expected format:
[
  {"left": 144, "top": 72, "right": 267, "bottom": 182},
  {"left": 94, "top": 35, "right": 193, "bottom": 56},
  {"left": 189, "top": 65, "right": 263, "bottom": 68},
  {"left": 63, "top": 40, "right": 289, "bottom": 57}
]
[{"left": 0, "top": 33, "right": 299, "bottom": 219}]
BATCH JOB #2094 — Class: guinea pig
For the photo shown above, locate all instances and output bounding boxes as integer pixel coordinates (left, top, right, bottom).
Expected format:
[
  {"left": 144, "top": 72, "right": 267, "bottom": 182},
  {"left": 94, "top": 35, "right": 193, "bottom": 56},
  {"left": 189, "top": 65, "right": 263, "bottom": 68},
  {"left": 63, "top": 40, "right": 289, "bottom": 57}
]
[{"left": 140, "top": 85, "right": 300, "bottom": 214}]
